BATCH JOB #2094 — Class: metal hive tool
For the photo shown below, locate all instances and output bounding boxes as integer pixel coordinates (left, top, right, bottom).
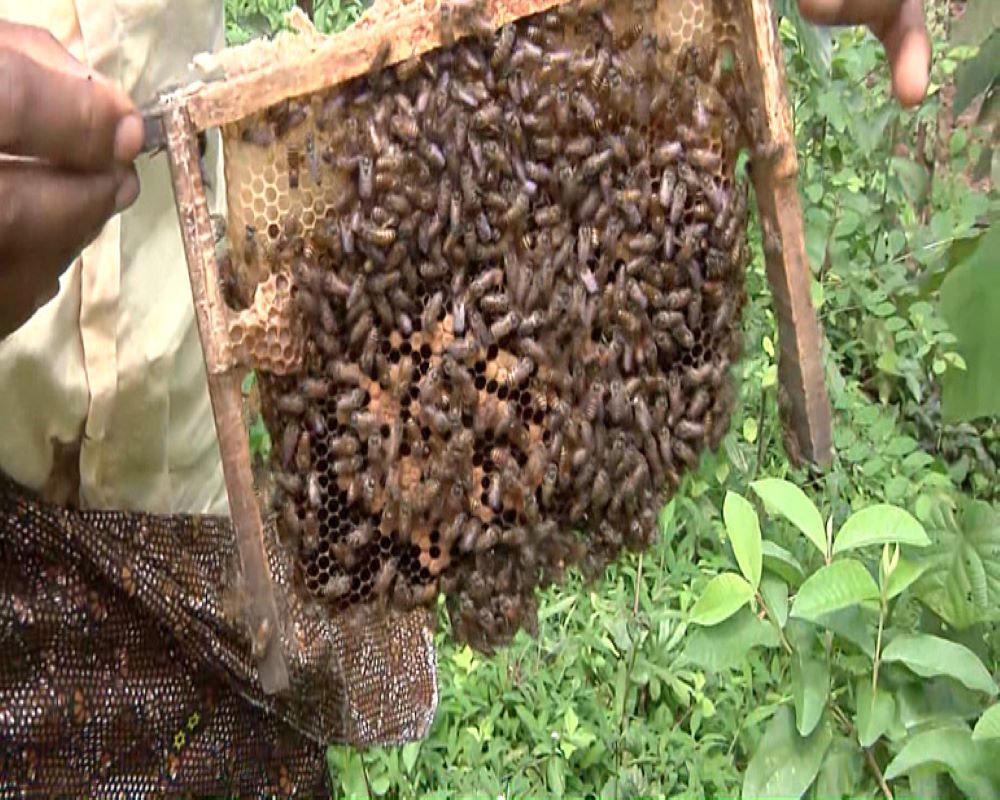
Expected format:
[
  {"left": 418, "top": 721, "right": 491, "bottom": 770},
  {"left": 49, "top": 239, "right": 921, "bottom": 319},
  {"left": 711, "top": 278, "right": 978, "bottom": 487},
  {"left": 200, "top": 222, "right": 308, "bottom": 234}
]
[{"left": 145, "top": 0, "right": 833, "bottom": 696}]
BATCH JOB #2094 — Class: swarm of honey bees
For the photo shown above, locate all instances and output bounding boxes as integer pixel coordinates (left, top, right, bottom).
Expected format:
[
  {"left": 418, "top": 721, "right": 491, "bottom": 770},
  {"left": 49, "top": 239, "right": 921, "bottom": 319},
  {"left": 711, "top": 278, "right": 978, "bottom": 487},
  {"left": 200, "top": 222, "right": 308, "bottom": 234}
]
[{"left": 227, "top": 0, "right": 757, "bottom": 651}]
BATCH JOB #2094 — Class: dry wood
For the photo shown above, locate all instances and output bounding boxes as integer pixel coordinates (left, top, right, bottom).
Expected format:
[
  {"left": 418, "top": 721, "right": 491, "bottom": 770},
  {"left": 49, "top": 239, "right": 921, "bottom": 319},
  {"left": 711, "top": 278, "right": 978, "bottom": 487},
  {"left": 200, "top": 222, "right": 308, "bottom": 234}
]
[
  {"left": 164, "top": 103, "right": 290, "bottom": 694},
  {"left": 177, "top": 0, "right": 569, "bottom": 132},
  {"left": 745, "top": 0, "right": 834, "bottom": 467}
]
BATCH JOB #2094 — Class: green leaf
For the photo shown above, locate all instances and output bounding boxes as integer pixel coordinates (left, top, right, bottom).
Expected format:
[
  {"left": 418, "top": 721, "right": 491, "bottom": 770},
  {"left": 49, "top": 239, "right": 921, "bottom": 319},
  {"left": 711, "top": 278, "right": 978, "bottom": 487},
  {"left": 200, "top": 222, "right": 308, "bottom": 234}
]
[
  {"left": 792, "top": 653, "right": 829, "bottom": 737},
  {"left": 974, "top": 705, "right": 1000, "bottom": 742},
  {"left": 683, "top": 607, "right": 781, "bottom": 672},
  {"left": 882, "top": 634, "right": 998, "bottom": 695},
  {"left": 855, "top": 680, "right": 896, "bottom": 747},
  {"left": 790, "top": 560, "right": 879, "bottom": 622},
  {"left": 953, "top": 0, "right": 1000, "bottom": 45},
  {"left": 546, "top": 757, "right": 565, "bottom": 798},
  {"left": 760, "top": 575, "right": 789, "bottom": 628},
  {"left": 814, "top": 735, "right": 863, "bottom": 800},
  {"left": 832, "top": 504, "right": 930, "bottom": 554},
  {"left": 915, "top": 498, "right": 1000, "bottom": 629},
  {"left": 941, "top": 226, "right": 1000, "bottom": 422},
  {"left": 751, "top": 479, "right": 827, "bottom": 558},
  {"left": 809, "top": 607, "right": 877, "bottom": 657},
  {"left": 885, "top": 556, "right": 929, "bottom": 600},
  {"left": 955, "top": 31, "right": 1000, "bottom": 115},
  {"left": 741, "top": 706, "right": 832, "bottom": 799},
  {"left": 762, "top": 540, "right": 807, "bottom": 586},
  {"left": 724, "top": 492, "right": 762, "bottom": 589},
  {"left": 400, "top": 741, "right": 421, "bottom": 774},
  {"left": 885, "top": 723, "right": 1000, "bottom": 799},
  {"left": 340, "top": 750, "right": 369, "bottom": 799},
  {"left": 690, "top": 573, "right": 755, "bottom": 626}
]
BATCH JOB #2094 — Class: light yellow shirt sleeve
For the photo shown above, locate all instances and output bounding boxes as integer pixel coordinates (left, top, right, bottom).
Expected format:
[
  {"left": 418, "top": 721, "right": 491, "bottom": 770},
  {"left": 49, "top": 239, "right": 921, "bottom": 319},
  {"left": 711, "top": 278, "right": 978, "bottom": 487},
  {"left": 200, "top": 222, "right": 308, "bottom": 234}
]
[{"left": 0, "top": 1, "right": 230, "bottom": 516}]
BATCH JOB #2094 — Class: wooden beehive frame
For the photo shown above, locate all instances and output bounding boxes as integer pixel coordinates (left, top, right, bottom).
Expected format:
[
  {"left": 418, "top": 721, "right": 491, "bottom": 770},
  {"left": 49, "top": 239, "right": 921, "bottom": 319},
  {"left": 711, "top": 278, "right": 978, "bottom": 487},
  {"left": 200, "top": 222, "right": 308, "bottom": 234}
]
[{"left": 147, "top": 0, "right": 832, "bottom": 695}]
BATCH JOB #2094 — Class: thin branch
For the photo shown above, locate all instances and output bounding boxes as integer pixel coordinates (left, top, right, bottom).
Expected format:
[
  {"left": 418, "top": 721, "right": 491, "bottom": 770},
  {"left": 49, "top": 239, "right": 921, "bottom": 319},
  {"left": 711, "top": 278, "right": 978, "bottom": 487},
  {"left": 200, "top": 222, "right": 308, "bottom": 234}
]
[
  {"left": 633, "top": 554, "right": 643, "bottom": 616},
  {"left": 830, "top": 704, "right": 894, "bottom": 800},
  {"left": 756, "top": 590, "right": 793, "bottom": 655},
  {"left": 615, "top": 556, "right": 645, "bottom": 800}
]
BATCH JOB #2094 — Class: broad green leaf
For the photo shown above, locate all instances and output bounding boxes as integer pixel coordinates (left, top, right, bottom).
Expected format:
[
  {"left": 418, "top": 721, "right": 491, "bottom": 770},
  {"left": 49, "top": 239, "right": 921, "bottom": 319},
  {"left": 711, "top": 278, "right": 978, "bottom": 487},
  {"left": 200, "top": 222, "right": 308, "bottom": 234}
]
[
  {"left": 546, "top": 757, "right": 565, "bottom": 799},
  {"left": 916, "top": 496, "right": 1000, "bottom": 629},
  {"left": 885, "top": 723, "right": 1000, "bottom": 799},
  {"left": 762, "top": 540, "right": 807, "bottom": 586},
  {"left": 792, "top": 653, "right": 829, "bottom": 737},
  {"left": 690, "top": 573, "right": 754, "bottom": 626},
  {"left": 741, "top": 706, "right": 832, "bottom": 799},
  {"left": 832, "top": 504, "right": 930, "bottom": 554},
  {"left": 751, "top": 479, "right": 827, "bottom": 557},
  {"left": 882, "top": 634, "right": 997, "bottom": 695},
  {"left": 855, "top": 680, "right": 896, "bottom": 747},
  {"left": 974, "top": 705, "right": 1000, "bottom": 741},
  {"left": 760, "top": 575, "right": 788, "bottom": 628},
  {"left": 790, "top": 560, "right": 879, "bottom": 622},
  {"left": 814, "top": 735, "right": 863, "bottom": 800},
  {"left": 941, "top": 226, "right": 1000, "bottom": 421},
  {"left": 953, "top": 0, "right": 1000, "bottom": 45},
  {"left": 683, "top": 607, "right": 780, "bottom": 672},
  {"left": 955, "top": 31, "right": 1000, "bottom": 115},
  {"left": 808, "top": 606, "right": 877, "bottom": 657},
  {"left": 724, "top": 492, "right": 762, "bottom": 589},
  {"left": 885, "top": 556, "right": 929, "bottom": 600}
]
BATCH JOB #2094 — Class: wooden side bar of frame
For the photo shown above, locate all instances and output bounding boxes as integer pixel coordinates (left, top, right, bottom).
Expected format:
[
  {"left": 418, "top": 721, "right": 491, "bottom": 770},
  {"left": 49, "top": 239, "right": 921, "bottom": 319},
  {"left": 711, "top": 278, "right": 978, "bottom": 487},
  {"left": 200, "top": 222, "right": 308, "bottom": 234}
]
[
  {"left": 162, "top": 102, "right": 290, "bottom": 694},
  {"left": 745, "top": 0, "right": 834, "bottom": 467}
]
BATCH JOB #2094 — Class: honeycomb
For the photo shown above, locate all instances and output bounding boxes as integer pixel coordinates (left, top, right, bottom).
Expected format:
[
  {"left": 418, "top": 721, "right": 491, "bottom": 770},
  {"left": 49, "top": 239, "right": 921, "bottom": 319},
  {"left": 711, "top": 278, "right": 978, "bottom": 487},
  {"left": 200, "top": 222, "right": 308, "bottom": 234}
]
[{"left": 221, "top": 0, "right": 755, "bottom": 651}]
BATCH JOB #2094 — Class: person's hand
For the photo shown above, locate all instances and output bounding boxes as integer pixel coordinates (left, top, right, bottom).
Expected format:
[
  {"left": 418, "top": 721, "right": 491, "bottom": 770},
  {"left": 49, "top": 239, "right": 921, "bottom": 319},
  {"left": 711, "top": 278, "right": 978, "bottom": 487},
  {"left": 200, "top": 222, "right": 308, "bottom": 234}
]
[
  {"left": 0, "top": 21, "right": 144, "bottom": 339},
  {"left": 799, "top": 0, "right": 931, "bottom": 107}
]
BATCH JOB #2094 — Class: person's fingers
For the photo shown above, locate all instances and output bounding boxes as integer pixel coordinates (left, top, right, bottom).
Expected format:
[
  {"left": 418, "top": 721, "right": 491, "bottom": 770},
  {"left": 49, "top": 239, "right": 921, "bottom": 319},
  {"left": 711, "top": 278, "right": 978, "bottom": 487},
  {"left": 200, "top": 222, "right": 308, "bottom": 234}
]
[
  {"left": 0, "top": 268, "right": 60, "bottom": 339},
  {"left": 873, "top": 0, "right": 931, "bottom": 107},
  {"left": 0, "top": 45, "right": 142, "bottom": 169},
  {"left": 798, "top": 0, "right": 902, "bottom": 27},
  {"left": 0, "top": 160, "right": 137, "bottom": 268}
]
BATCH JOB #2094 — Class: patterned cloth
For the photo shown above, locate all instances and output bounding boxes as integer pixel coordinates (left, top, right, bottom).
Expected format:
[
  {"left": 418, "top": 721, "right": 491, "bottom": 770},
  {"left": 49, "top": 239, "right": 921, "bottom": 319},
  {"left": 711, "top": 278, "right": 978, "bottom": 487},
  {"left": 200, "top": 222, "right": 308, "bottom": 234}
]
[{"left": 0, "top": 472, "right": 438, "bottom": 797}]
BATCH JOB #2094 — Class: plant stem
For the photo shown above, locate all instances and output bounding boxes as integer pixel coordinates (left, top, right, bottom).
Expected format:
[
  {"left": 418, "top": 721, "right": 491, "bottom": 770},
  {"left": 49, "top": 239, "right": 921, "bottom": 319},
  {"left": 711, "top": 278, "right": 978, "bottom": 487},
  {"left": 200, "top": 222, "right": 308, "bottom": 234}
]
[
  {"left": 872, "top": 601, "right": 886, "bottom": 694},
  {"left": 615, "top": 555, "right": 645, "bottom": 800},
  {"left": 831, "top": 704, "right": 894, "bottom": 800},
  {"left": 633, "top": 554, "right": 643, "bottom": 616},
  {"left": 361, "top": 752, "right": 373, "bottom": 800},
  {"left": 752, "top": 385, "right": 769, "bottom": 481},
  {"left": 756, "top": 591, "right": 793, "bottom": 655}
]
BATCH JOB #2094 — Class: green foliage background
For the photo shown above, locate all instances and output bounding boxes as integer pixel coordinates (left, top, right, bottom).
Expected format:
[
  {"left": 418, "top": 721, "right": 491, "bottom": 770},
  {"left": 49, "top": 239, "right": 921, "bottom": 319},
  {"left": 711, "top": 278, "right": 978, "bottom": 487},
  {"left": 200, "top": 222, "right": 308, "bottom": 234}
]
[{"left": 228, "top": 1, "right": 998, "bottom": 796}]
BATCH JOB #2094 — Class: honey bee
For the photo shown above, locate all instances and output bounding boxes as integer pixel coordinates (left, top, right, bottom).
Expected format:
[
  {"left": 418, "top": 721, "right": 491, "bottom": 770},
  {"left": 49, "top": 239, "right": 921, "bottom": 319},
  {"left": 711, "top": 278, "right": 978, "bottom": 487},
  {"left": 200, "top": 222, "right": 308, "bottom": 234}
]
[
  {"left": 275, "top": 471, "right": 302, "bottom": 496},
  {"left": 672, "top": 437, "right": 699, "bottom": 469},
  {"left": 361, "top": 223, "right": 396, "bottom": 247},
  {"left": 277, "top": 393, "right": 306, "bottom": 416},
  {"left": 686, "top": 386, "right": 712, "bottom": 420},
  {"left": 333, "top": 455, "right": 364, "bottom": 478},
  {"left": 581, "top": 148, "right": 612, "bottom": 180},
  {"left": 323, "top": 574, "right": 352, "bottom": 600},
  {"left": 490, "top": 311, "right": 519, "bottom": 340},
  {"left": 368, "top": 39, "right": 393, "bottom": 78},
  {"left": 491, "top": 23, "right": 516, "bottom": 71},
  {"left": 358, "top": 156, "right": 374, "bottom": 200},
  {"left": 533, "top": 205, "right": 562, "bottom": 227},
  {"left": 373, "top": 558, "right": 398, "bottom": 598}
]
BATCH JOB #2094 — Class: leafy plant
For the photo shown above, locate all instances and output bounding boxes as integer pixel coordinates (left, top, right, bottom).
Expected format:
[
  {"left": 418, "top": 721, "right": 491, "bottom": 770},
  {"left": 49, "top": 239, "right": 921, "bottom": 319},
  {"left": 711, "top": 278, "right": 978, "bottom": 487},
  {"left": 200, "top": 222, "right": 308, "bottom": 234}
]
[{"left": 689, "top": 478, "right": 1000, "bottom": 798}]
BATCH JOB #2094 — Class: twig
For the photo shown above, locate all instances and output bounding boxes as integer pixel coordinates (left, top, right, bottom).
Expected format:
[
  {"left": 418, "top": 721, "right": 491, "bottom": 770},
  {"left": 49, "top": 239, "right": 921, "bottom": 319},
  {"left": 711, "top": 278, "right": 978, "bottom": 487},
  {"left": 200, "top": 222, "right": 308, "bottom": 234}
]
[
  {"left": 756, "top": 590, "right": 793, "bottom": 655},
  {"left": 830, "top": 704, "right": 894, "bottom": 800},
  {"left": 752, "top": 385, "right": 769, "bottom": 481},
  {"left": 615, "top": 556, "right": 646, "bottom": 800},
  {"left": 361, "top": 751, "right": 373, "bottom": 800},
  {"left": 633, "top": 554, "right": 643, "bottom": 616}
]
